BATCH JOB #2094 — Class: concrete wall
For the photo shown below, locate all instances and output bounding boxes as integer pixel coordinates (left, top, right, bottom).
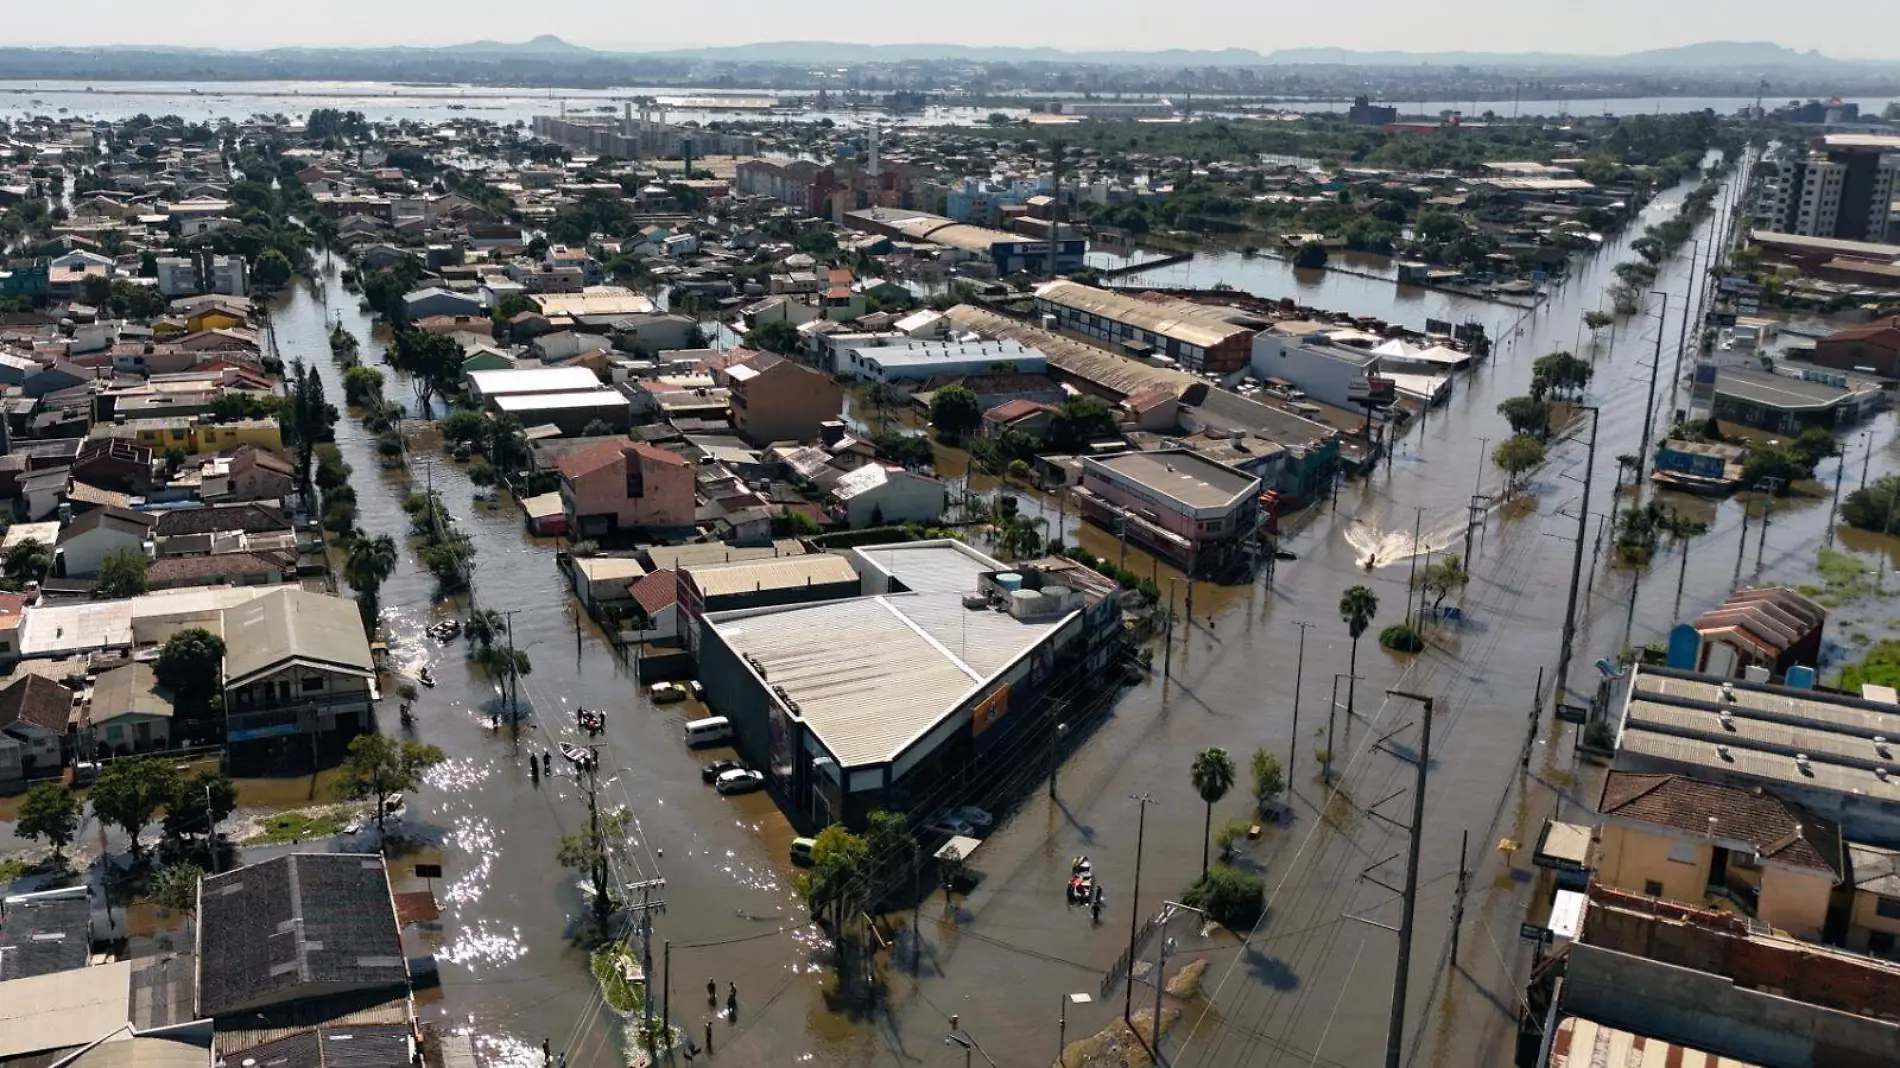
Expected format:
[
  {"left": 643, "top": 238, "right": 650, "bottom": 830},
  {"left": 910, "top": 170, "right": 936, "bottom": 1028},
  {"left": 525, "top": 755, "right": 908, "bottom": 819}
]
[{"left": 1563, "top": 943, "right": 1900, "bottom": 1067}]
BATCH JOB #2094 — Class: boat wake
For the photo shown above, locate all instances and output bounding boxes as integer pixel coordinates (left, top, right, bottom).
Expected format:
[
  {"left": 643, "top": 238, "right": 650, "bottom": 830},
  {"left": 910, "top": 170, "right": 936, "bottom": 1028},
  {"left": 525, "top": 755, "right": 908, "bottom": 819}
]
[{"left": 1343, "top": 516, "right": 1470, "bottom": 569}]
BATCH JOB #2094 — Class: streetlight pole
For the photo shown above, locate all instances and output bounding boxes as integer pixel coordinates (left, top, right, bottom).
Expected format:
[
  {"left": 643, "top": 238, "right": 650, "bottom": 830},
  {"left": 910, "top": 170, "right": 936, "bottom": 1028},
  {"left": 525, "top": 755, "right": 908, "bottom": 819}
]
[
  {"left": 1635, "top": 292, "right": 1668, "bottom": 487},
  {"left": 1048, "top": 720, "right": 1067, "bottom": 798},
  {"left": 1553, "top": 405, "right": 1599, "bottom": 709},
  {"left": 1382, "top": 690, "right": 1436, "bottom": 1068},
  {"left": 1288, "top": 621, "right": 1312, "bottom": 786},
  {"left": 1164, "top": 577, "right": 1179, "bottom": 679},
  {"left": 1670, "top": 240, "right": 1699, "bottom": 417},
  {"left": 1123, "top": 793, "right": 1155, "bottom": 1024}
]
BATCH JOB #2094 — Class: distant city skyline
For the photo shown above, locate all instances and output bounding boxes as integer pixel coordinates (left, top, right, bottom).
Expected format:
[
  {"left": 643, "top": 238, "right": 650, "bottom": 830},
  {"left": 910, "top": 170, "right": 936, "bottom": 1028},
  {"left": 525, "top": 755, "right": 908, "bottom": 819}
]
[{"left": 8, "top": 0, "right": 1899, "bottom": 61}]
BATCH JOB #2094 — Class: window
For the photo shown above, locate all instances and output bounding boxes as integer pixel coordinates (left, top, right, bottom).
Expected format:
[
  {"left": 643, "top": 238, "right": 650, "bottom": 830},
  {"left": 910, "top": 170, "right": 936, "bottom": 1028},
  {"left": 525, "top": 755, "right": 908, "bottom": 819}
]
[
  {"left": 1643, "top": 880, "right": 1664, "bottom": 897},
  {"left": 1667, "top": 840, "right": 1699, "bottom": 864},
  {"left": 1876, "top": 896, "right": 1900, "bottom": 921},
  {"left": 107, "top": 725, "right": 123, "bottom": 742},
  {"left": 301, "top": 675, "right": 325, "bottom": 693}
]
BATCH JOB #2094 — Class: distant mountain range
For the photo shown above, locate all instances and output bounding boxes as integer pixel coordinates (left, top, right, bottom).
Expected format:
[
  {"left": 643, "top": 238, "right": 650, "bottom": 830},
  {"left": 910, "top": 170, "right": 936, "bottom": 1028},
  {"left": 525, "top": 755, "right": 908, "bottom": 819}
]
[
  {"left": 11, "top": 36, "right": 1893, "bottom": 71},
  {"left": 415, "top": 37, "right": 1887, "bottom": 71}
]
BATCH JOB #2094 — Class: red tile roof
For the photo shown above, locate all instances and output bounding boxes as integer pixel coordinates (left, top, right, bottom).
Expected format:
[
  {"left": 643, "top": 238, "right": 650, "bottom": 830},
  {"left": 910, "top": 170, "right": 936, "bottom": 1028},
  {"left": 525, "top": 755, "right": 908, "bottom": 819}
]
[
  {"left": 0, "top": 674, "right": 76, "bottom": 734},
  {"left": 627, "top": 569, "right": 679, "bottom": 615},
  {"left": 1599, "top": 771, "right": 1843, "bottom": 879}
]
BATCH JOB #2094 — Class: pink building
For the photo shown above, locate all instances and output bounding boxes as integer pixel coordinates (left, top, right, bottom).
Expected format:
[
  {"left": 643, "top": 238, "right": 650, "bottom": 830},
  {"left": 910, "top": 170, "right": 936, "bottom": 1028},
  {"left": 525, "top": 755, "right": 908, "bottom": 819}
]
[
  {"left": 1075, "top": 449, "right": 1260, "bottom": 576},
  {"left": 557, "top": 440, "right": 694, "bottom": 537}
]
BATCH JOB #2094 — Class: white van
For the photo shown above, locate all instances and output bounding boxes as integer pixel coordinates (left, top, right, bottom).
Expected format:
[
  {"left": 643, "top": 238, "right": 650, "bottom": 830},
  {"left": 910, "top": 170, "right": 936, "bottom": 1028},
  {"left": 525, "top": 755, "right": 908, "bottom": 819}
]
[{"left": 684, "top": 716, "right": 733, "bottom": 747}]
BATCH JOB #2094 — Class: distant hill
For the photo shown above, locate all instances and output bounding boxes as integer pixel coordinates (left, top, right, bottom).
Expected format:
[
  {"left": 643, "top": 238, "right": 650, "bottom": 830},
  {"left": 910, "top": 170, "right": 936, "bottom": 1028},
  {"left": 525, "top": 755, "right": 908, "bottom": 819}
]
[
  {"left": 439, "top": 35, "right": 595, "bottom": 56},
  {"left": 642, "top": 38, "right": 1880, "bottom": 70}
]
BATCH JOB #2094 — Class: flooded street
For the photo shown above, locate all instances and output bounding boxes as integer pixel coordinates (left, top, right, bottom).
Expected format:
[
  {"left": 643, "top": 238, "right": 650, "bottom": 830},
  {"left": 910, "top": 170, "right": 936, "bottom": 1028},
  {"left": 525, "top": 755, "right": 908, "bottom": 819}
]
[{"left": 65, "top": 147, "right": 1891, "bottom": 1068}]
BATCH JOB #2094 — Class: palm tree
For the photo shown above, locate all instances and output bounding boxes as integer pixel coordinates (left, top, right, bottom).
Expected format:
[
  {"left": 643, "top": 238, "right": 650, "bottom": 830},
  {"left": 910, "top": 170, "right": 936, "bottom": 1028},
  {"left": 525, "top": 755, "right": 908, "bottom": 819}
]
[
  {"left": 466, "top": 608, "right": 505, "bottom": 655},
  {"left": 1190, "top": 747, "right": 1236, "bottom": 878},
  {"left": 344, "top": 533, "right": 397, "bottom": 597},
  {"left": 997, "top": 515, "right": 1047, "bottom": 560},
  {"left": 1339, "top": 585, "right": 1379, "bottom": 724}
]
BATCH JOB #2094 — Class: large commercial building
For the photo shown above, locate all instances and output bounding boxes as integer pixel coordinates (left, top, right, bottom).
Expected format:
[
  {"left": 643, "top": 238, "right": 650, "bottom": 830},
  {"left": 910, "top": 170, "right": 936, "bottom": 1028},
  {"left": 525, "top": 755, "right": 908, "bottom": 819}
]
[
  {"left": 835, "top": 337, "right": 1048, "bottom": 383},
  {"left": 845, "top": 208, "right": 1085, "bottom": 275},
  {"left": 696, "top": 541, "right": 1122, "bottom": 828},
  {"left": 532, "top": 108, "right": 758, "bottom": 159},
  {"left": 1751, "top": 134, "right": 1900, "bottom": 243},
  {"left": 1074, "top": 449, "right": 1261, "bottom": 576},
  {"left": 1033, "top": 280, "right": 1260, "bottom": 374}
]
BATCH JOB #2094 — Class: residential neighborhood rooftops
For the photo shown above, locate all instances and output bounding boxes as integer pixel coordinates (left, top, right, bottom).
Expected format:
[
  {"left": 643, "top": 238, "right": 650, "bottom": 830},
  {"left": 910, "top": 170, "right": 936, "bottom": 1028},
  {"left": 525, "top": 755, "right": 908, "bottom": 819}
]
[
  {"left": 0, "top": 959, "right": 136, "bottom": 1061},
  {"left": 1598, "top": 770, "right": 1843, "bottom": 878},
  {"left": 195, "top": 853, "right": 407, "bottom": 1019},
  {"left": 0, "top": 888, "right": 93, "bottom": 981},
  {"left": 0, "top": 673, "right": 77, "bottom": 735},
  {"left": 684, "top": 554, "right": 860, "bottom": 598},
  {"left": 220, "top": 589, "right": 376, "bottom": 689},
  {"left": 466, "top": 366, "right": 601, "bottom": 399}
]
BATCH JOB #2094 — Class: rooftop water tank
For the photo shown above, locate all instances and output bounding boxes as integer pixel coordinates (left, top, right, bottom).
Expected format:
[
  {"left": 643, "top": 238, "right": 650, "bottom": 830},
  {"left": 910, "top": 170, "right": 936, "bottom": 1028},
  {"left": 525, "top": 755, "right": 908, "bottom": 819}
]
[{"left": 996, "top": 572, "right": 1024, "bottom": 592}]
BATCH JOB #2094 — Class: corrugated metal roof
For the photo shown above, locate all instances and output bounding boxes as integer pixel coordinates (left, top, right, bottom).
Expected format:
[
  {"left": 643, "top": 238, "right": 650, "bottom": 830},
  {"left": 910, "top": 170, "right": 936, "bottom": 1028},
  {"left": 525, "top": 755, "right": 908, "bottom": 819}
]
[
  {"left": 852, "top": 540, "right": 995, "bottom": 596},
  {"left": 466, "top": 367, "right": 601, "bottom": 398},
  {"left": 221, "top": 590, "right": 375, "bottom": 687},
  {"left": 1035, "top": 279, "right": 1255, "bottom": 349},
  {"left": 1548, "top": 1017, "right": 1757, "bottom": 1068},
  {"left": 0, "top": 960, "right": 133, "bottom": 1059},
  {"left": 709, "top": 555, "right": 1066, "bottom": 768},
  {"left": 942, "top": 305, "right": 1199, "bottom": 401},
  {"left": 686, "top": 555, "right": 860, "bottom": 599}
]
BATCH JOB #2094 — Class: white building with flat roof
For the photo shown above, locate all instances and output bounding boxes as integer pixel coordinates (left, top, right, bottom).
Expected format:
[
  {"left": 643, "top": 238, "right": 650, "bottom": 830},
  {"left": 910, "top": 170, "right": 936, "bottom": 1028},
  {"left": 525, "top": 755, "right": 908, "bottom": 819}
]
[{"left": 837, "top": 337, "right": 1048, "bottom": 384}]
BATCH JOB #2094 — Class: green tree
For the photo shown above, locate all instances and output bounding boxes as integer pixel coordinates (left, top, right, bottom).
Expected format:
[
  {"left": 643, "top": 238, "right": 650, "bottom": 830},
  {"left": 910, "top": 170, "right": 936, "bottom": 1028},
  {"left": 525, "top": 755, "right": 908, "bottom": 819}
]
[
  {"left": 344, "top": 533, "right": 398, "bottom": 615},
  {"left": 17, "top": 781, "right": 82, "bottom": 862},
  {"left": 154, "top": 628, "right": 227, "bottom": 719},
  {"left": 1249, "top": 748, "right": 1284, "bottom": 811},
  {"left": 333, "top": 733, "right": 446, "bottom": 843},
  {"left": 1047, "top": 396, "right": 1119, "bottom": 451},
  {"left": 1582, "top": 309, "right": 1615, "bottom": 338},
  {"left": 1411, "top": 553, "right": 1469, "bottom": 616},
  {"left": 800, "top": 824, "right": 870, "bottom": 940},
  {"left": 252, "top": 248, "right": 293, "bottom": 289},
  {"left": 389, "top": 329, "right": 465, "bottom": 407},
  {"left": 1530, "top": 350, "right": 1593, "bottom": 401},
  {"left": 929, "top": 384, "right": 983, "bottom": 440},
  {"left": 92, "top": 756, "right": 182, "bottom": 858},
  {"left": 1190, "top": 747, "right": 1236, "bottom": 877},
  {"left": 1338, "top": 584, "right": 1379, "bottom": 744},
  {"left": 1496, "top": 395, "right": 1551, "bottom": 439},
  {"left": 1293, "top": 241, "right": 1329, "bottom": 269},
  {"left": 96, "top": 549, "right": 149, "bottom": 598},
  {"left": 441, "top": 409, "right": 490, "bottom": 446},
  {"left": 3, "top": 538, "right": 49, "bottom": 587},
  {"left": 1493, "top": 434, "right": 1546, "bottom": 496},
  {"left": 1182, "top": 864, "right": 1264, "bottom": 928},
  {"left": 342, "top": 365, "right": 384, "bottom": 406},
  {"left": 1844, "top": 475, "right": 1900, "bottom": 535},
  {"left": 557, "top": 808, "right": 628, "bottom": 937},
  {"left": 150, "top": 862, "right": 205, "bottom": 916},
  {"left": 996, "top": 515, "right": 1047, "bottom": 561},
  {"left": 161, "top": 769, "right": 236, "bottom": 845},
  {"left": 743, "top": 319, "right": 801, "bottom": 354}
]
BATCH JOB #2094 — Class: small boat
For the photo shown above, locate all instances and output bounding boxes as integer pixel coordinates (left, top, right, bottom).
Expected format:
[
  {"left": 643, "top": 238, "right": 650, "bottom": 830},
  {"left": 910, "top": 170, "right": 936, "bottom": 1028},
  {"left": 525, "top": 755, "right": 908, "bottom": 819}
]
[
  {"left": 1274, "top": 549, "right": 1298, "bottom": 561},
  {"left": 560, "top": 742, "right": 597, "bottom": 770},
  {"left": 429, "top": 619, "right": 462, "bottom": 642},
  {"left": 418, "top": 668, "right": 437, "bottom": 688},
  {"left": 578, "top": 707, "right": 606, "bottom": 735},
  {"left": 399, "top": 702, "right": 415, "bottom": 727}
]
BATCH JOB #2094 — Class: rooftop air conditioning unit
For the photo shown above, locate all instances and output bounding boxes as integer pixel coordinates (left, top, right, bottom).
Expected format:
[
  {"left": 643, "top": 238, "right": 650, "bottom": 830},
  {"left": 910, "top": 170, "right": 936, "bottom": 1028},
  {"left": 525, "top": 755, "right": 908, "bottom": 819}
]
[{"left": 1720, "top": 681, "right": 1737, "bottom": 702}]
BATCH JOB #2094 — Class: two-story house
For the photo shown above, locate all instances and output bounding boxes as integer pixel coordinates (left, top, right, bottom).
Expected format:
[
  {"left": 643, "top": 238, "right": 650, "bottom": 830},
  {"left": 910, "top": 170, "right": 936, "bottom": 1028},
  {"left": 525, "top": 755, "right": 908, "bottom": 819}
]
[
  {"left": 201, "top": 444, "right": 295, "bottom": 504},
  {"left": 0, "top": 674, "right": 76, "bottom": 788},
  {"left": 55, "top": 506, "right": 155, "bottom": 577},
  {"left": 221, "top": 589, "right": 377, "bottom": 762},
  {"left": 1595, "top": 771, "right": 1846, "bottom": 943},
  {"left": 721, "top": 353, "right": 844, "bottom": 447},
  {"left": 557, "top": 440, "right": 695, "bottom": 538}
]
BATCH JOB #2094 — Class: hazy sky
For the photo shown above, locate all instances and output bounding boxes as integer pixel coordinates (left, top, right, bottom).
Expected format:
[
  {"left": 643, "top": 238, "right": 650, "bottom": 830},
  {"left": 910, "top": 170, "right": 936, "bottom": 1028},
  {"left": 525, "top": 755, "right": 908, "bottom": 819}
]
[{"left": 9, "top": 0, "right": 1898, "bottom": 58}]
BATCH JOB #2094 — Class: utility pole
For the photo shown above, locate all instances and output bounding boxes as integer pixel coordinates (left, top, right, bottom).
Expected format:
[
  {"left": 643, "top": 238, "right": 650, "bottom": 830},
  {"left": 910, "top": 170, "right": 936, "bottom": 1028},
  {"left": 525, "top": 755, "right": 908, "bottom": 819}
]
[
  {"left": 1163, "top": 578, "right": 1178, "bottom": 679},
  {"left": 504, "top": 610, "right": 521, "bottom": 726},
  {"left": 1670, "top": 241, "right": 1699, "bottom": 418},
  {"left": 1047, "top": 715, "right": 1067, "bottom": 798},
  {"left": 662, "top": 939, "right": 671, "bottom": 1042},
  {"left": 1862, "top": 433, "right": 1873, "bottom": 490},
  {"left": 1553, "top": 405, "right": 1598, "bottom": 710},
  {"left": 1289, "top": 622, "right": 1313, "bottom": 784},
  {"left": 1383, "top": 691, "right": 1435, "bottom": 1068},
  {"left": 1465, "top": 437, "right": 1488, "bottom": 563},
  {"left": 620, "top": 879, "right": 668, "bottom": 1059},
  {"left": 1450, "top": 828, "right": 1469, "bottom": 967},
  {"left": 1635, "top": 293, "right": 1668, "bottom": 486},
  {"left": 1403, "top": 507, "right": 1424, "bottom": 626},
  {"left": 1734, "top": 503, "right": 1750, "bottom": 591},
  {"left": 1123, "top": 793, "right": 1155, "bottom": 1025},
  {"left": 1829, "top": 451, "right": 1846, "bottom": 549},
  {"left": 1756, "top": 478, "right": 1783, "bottom": 573}
]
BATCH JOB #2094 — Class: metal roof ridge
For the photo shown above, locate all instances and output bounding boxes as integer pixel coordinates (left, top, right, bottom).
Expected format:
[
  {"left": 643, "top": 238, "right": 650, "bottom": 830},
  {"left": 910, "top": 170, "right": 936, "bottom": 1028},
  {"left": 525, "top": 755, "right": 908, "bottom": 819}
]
[{"left": 873, "top": 594, "right": 981, "bottom": 683}]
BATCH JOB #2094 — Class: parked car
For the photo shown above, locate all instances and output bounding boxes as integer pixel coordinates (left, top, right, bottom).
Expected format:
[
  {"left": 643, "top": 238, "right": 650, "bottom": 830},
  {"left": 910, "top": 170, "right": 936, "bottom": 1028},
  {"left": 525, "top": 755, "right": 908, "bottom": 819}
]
[
  {"left": 922, "top": 815, "right": 975, "bottom": 839},
  {"left": 714, "top": 768, "right": 766, "bottom": 795},
  {"left": 687, "top": 680, "right": 705, "bottom": 700},
  {"left": 649, "top": 682, "right": 687, "bottom": 704},
  {"left": 944, "top": 805, "right": 993, "bottom": 832},
  {"left": 700, "top": 758, "right": 746, "bottom": 784},
  {"left": 790, "top": 836, "right": 817, "bottom": 866}
]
